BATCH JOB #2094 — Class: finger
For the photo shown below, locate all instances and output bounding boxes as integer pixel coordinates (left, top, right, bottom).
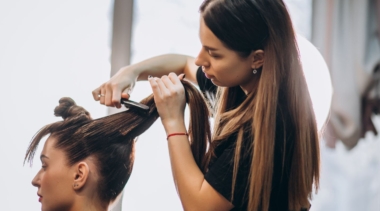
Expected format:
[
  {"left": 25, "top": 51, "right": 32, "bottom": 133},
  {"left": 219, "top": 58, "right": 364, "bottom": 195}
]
[
  {"left": 148, "top": 77, "right": 162, "bottom": 100},
  {"left": 121, "top": 92, "right": 130, "bottom": 99},
  {"left": 170, "top": 72, "right": 185, "bottom": 81},
  {"left": 111, "top": 88, "right": 122, "bottom": 108},
  {"left": 99, "top": 87, "right": 106, "bottom": 105},
  {"left": 156, "top": 77, "right": 170, "bottom": 96},
  {"left": 105, "top": 85, "right": 113, "bottom": 107},
  {"left": 116, "top": 88, "right": 131, "bottom": 109},
  {"left": 121, "top": 87, "right": 131, "bottom": 99},
  {"left": 167, "top": 72, "right": 178, "bottom": 84},
  {"left": 179, "top": 73, "right": 186, "bottom": 80},
  {"left": 92, "top": 87, "right": 101, "bottom": 101},
  {"left": 161, "top": 75, "right": 174, "bottom": 88},
  {"left": 168, "top": 73, "right": 182, "bottom": 85}
]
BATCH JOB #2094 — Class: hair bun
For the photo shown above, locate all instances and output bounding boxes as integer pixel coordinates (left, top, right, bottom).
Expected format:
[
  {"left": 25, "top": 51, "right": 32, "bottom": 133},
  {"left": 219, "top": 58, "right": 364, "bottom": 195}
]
[{"left": 54, "top": 97, "right": 91, "bottom": 120}]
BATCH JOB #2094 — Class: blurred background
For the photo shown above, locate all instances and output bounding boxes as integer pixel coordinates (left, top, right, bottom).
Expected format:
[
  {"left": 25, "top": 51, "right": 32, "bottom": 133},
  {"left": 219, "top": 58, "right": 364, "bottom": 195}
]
[{"left": 0, "top": 0, "right": 379, "bottom": 210}]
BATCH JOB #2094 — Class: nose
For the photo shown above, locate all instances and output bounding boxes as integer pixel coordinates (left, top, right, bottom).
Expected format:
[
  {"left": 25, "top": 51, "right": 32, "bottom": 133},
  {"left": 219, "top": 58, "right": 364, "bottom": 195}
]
[
  {"left": 31, "top": 171, "right": 41, "bottom": 187},
  {"left": 195, "top": 48, "right": 210, "bottom": 68}
]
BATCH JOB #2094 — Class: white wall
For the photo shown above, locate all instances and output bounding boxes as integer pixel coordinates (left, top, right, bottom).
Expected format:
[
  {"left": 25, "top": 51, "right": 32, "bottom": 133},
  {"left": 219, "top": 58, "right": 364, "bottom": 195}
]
[{"left": 0, "top": 1, "right": 111, "bottom": 210}]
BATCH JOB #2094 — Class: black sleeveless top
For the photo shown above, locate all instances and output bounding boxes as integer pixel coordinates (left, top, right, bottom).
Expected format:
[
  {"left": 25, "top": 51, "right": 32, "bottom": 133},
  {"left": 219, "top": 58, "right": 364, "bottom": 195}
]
[{"left": 196, "top": 67, "right": 301, "bottom": 211}]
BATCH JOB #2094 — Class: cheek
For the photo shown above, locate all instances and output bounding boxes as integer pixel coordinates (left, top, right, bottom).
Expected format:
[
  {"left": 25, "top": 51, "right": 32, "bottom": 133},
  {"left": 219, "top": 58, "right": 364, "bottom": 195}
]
[
  {"left": 213, "top": 61, "right": 249, "bottom": 84},
  {"left": 212, "top": 60, "right": 234, "bottom": 77},
  {"left": 41, "top": 168, "right": 74, "bottom": 210}
]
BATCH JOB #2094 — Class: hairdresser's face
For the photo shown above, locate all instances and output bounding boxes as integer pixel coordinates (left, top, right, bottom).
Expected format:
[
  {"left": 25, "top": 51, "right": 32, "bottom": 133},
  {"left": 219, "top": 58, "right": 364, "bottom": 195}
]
[
  {"left": 31, "top": 136, "right": 75, "bottom": 211},
  {"left": 195, "top": 17, "right": 257, "bottom": 93}
]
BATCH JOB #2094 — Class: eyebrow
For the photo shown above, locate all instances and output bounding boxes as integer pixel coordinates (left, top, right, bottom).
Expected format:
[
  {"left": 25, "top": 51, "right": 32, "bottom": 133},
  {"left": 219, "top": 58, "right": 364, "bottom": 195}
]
[
  {"left": 204, "top": 45, "right": 219, "bottom": 51},
  {"left": 40, "top": 155, "right": 49, "bottom": 160}
]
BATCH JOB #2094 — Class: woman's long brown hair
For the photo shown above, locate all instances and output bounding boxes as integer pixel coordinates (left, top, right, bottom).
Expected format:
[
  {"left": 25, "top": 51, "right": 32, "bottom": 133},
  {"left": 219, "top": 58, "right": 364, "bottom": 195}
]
[
  {"left": 200, "top": 0, "right": 320, "bottom": 210},
  {"left": 24, "top": 80, "right": 212, "bottom": 203}
]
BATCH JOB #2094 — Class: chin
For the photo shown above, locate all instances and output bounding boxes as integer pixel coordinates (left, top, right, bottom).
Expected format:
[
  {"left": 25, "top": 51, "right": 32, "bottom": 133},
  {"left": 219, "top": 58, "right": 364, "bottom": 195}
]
[
  {"left": 210, "top": 79, "right": 229, "bottom": 87},
  {"left": 210, "top": 78, "right": 221, "bottom": 86},
  {"left": 41, "top": 203, "right": 69, "bottom": 211},
  {"left": 41, "top": 204, "right": 48, "bottom": 211},
  {"left": 41, "top": 203, "right": 52, "bottom": 211}
]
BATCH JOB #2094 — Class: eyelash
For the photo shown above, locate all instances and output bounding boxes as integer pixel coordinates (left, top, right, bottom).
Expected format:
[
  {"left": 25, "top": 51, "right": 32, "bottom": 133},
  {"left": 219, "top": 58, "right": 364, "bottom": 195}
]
[
  {"left": 208, "top": 52, "right": 220, "bottom": 58},
  {"left": 205, "top": 49, "right": 221, "bottom": 59}
]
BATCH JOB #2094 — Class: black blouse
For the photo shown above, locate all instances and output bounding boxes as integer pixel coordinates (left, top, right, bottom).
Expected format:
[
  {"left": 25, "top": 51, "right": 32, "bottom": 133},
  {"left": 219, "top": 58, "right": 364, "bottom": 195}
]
[{"left": 196, "top": 67, "right": 295, "bottom": 211}]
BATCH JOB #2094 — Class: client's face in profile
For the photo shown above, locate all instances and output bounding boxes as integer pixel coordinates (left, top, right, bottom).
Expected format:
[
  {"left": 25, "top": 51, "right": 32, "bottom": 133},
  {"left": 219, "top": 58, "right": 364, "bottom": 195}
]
[
  {"left": 31, "top": 136, "right": 98, "bottom": 211},
  {"left": 32, "top": 136, "right": 74, "bottom": 210}
]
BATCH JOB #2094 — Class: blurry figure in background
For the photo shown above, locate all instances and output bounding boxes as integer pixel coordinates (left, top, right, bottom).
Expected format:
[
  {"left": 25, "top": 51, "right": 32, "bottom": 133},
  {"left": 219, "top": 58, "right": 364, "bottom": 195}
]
[
  {"left": 93, "top": 0, "right": 320, "bottom": 210},
  {"left": 312, "top": 0, "right": 380, "bottom": 149},
  {"left": 25, "top": 80, "right": 210, "bottom": 211}
]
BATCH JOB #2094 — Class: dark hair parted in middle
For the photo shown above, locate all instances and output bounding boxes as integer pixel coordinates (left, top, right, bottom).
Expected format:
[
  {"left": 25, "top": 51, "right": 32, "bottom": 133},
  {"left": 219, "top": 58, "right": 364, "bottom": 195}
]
[{"left": 24, "top": 80, "right": 212, "bottom": 204}]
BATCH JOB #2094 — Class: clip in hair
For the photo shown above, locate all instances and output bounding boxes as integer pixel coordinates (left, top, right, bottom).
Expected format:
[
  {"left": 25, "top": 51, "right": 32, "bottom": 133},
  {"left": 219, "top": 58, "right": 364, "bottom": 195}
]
[{"left": 120, "top": 98, "right": 149, "bottom": 114}]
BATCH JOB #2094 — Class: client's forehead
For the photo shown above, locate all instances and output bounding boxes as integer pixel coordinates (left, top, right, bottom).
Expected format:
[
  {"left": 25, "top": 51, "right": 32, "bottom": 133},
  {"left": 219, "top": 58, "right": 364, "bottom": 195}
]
[{"left": 40, "top": 136, "right": 66, "bottom": 162}]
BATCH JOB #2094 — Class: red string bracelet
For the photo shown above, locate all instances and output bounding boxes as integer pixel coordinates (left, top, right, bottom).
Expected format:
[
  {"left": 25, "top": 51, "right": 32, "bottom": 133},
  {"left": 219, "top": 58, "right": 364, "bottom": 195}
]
[{"left": 167, "top": 132, "right": 188, "bottom": 140}]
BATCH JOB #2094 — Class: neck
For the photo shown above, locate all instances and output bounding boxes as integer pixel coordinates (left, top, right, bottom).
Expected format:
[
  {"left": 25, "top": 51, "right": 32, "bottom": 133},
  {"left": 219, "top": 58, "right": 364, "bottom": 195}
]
[
  {"left": 240, "top": 85, "right": 251, "bottom": 95},
  {"left": 70, "top": 196, "right": 108, "bottom": 211},
  {"left": 240, "top": 74, "right": 261, "bottom": 95}
]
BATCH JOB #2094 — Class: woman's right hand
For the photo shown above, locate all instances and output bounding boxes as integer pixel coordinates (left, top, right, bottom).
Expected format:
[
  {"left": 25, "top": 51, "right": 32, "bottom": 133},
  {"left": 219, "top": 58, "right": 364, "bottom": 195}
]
[
  {"left": 92, "top": 54, "right": 197, "bottom": 108},
  {"left": 92, "top": 66, "right": 138, "bottom": 108}
]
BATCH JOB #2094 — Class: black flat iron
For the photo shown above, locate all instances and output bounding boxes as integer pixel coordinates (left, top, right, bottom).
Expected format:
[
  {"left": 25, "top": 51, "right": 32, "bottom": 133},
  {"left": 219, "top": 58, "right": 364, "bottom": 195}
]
[{"left": 120, "top": 98, "right": 149, "bottom": 114}]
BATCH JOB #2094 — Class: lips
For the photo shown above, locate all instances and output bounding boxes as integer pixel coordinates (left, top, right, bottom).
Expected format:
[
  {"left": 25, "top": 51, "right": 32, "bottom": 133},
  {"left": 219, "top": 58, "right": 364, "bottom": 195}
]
[
  {"left": 37, "top": 193, "right": 42, "bottom": 202},
  {"left": 201, "top": 66, "right": 214, "bottom": 79},
  {"left": 202, "top": 70, "right": 213, "bottom": 79}
]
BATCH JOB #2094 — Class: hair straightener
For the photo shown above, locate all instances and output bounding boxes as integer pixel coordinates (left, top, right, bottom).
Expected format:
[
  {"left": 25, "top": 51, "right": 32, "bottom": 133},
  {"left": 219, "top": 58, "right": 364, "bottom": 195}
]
[{"left": 120, "top": 98, "right": 149, "bottom": 114}]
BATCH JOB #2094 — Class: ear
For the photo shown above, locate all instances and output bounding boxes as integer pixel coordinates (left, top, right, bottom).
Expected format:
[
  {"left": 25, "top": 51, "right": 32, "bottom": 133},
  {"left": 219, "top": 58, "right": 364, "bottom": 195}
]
[
  {"left": 72, "top": 162, "right": 90, "bottom": 191},
  {"left": 250, "top": 50, "right": 265, "bottom": 69}
]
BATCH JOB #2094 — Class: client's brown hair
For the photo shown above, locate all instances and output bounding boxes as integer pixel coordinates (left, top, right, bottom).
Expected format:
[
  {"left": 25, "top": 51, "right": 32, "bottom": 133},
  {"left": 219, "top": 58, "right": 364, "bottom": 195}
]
[{"left": 24, "top": 80, "right": 211, "bottom": 203}]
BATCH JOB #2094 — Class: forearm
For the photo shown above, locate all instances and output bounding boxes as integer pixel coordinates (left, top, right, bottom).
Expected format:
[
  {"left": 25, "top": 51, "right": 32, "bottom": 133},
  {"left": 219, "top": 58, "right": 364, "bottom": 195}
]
[
  {"left": 128, "top": 54, "right": 195, "bottom": 81},
  {"left": 148, "top": 75, "right": 233, "bottom": 211},
  {"left": 165, "top": 121, "right": 205, "bottom": 210}
]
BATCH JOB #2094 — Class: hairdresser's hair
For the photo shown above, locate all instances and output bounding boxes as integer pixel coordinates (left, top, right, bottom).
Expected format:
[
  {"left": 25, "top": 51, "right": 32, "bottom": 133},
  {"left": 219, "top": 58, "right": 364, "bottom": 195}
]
[
  {"left": 25, "top": 80, "right": 212, "bottom": 203},
  {"left": 200, "top": 0, "right": 319, "bottom": 210}
]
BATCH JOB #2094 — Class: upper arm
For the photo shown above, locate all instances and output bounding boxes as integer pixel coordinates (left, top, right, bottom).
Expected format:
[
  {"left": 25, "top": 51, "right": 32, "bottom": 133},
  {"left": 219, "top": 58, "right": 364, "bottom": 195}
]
[
  {"left": 192, "top": 180, "right": 234, "bottom": 211},
  {"left": 183, "top": 56, "right": 199, "bottom": 85}
]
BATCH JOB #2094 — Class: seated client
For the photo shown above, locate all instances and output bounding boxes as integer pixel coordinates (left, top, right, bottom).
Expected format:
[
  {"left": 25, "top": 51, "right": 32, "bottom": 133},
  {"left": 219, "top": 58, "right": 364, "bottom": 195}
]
[{"left": 24, "top": 80, "right": 211, "bottom": 211}]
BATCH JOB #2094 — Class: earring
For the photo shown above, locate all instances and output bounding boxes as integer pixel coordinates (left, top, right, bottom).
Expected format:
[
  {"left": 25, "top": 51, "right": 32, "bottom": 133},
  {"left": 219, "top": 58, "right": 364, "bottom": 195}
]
[
  {"left": 73, "top": 183, "right": 78, "bottom": 188},
  {"left": 252, "top": 68, "right": 257, "bottom": 74}
]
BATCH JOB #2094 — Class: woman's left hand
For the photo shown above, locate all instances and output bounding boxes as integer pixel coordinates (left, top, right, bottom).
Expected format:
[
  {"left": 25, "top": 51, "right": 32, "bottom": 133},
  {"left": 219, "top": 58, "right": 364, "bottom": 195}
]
[{"left": 148, "top": 73, "right": 186, "bottom": 129}]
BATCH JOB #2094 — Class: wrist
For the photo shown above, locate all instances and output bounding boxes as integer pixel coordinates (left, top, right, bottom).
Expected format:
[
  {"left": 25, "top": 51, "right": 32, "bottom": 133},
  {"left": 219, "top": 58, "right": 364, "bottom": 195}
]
[
  {"left": 117, "top": 65, "right": 140, "bottom": 81},
  {"left": 162, "top": 119, "right": 186, "bottom": 135},
  {"left": 167, "top": 132, "right": 188, "bottom": 140},
  {"left": 128, "top": 65, "right": 144, "bottom": 81}
]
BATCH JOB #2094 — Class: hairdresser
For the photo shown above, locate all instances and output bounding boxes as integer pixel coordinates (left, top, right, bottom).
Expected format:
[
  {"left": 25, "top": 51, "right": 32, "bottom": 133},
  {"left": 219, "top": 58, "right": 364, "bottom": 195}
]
[{"left": 92, "top": 1, "right": 319, "bottom": 210}]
